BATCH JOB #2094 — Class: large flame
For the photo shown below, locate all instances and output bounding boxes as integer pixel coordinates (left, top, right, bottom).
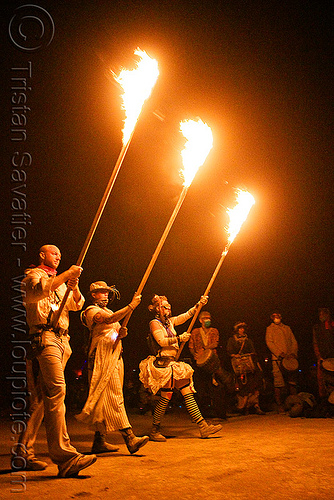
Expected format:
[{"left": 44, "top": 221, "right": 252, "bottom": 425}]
[
  {"left": 114, "top": 48, "right": 159, "bottom": 145},
  {"left": 179, "top": 118, "right": 213, "bottom": 187},
  {"left": 225, "top": 189, "right": 255, "bottom": 245}
]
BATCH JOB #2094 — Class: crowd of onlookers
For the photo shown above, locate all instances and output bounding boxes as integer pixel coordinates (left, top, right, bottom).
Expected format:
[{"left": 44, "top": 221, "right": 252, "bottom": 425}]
[
  {"left": 66, "top": 307, "right": 334, "bottom": 420},
  {"left": 118, "top": 308, "right": 334, "bottom": 419}
]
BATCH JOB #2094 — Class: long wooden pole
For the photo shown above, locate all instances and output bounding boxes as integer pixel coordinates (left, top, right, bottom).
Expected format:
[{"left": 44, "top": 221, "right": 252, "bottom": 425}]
[
  {"left": 175, "top": 245, "right": 230, "bottom": 361},
  {"left": 112, "top": 185, "right": 189, "bottom": 350},
  {"left": 52, "top": 135, "right": 134, "bottom": 328}
]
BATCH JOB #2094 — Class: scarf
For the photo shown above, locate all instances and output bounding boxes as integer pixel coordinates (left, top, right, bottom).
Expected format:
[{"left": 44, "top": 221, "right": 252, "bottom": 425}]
[{"left": 30, "top": 264, "right": 58, "bottom": 276}]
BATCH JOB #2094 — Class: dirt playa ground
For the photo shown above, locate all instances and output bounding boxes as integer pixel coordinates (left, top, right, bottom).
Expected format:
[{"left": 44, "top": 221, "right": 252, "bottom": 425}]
[{"left": 1, "top": 409, "right": 334, "bottom": 500}]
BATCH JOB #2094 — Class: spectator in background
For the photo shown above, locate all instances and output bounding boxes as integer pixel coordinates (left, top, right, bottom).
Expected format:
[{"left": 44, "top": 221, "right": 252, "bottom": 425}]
[
  {"left": 312, "top": 308, "right": 334, "bottom": 410},
  {"left": 266, "top": 312, "right": 298, "bottom": 413},
  {"left": 227, "top": 322, "right": 265, "bottom": 415},
  {"left": 189, "top": 311, "right": 230, "bottom": 420}
]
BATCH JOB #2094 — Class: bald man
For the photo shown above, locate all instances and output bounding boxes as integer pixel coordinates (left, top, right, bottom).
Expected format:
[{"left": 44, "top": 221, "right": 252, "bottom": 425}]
[{"left": 12, "top": 245, "right": 97, "bottom": 477}]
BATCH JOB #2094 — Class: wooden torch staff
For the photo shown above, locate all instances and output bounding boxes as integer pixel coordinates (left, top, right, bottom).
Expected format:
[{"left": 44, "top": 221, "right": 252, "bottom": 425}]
[
  {"left": 52, "top": 137, "right": 133, "bottom": 329},
  {"left": 112, "top": 185, "right": 189, "bottom": 351},
  {"left": 175, "top": 245, "right": 230, "bottom": 361}
]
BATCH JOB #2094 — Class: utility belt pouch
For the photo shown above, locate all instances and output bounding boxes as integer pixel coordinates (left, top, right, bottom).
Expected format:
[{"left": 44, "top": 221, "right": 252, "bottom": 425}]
[{"left": 26, "top": 329, "right": 45, "bottom": 360}]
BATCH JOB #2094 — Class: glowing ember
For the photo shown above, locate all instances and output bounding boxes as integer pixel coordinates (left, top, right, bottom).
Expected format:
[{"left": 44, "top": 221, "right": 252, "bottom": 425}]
[
  {"left": 225, "top": 189, "right": 255, "bottom": 244},
  {"left": 114, "top": 48, "right": 159, "bottom": 145},
  {"left": 179, "top": 118, "right": 213, "bottom": 187}
]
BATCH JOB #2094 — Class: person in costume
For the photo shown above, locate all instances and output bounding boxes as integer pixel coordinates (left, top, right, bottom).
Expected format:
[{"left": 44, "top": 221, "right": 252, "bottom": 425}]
[
  {"left": 189, "top": 310, "right": 231, "bottom": 419},
  {"left": 265, "top": 312, "right": 298, "bottom": 413},
  {"left": 76, "top": 281, "right": 149, "bottom": 454},
  {"left": 227, "top": 322, "right": 265, "bottom": 415},
  {"left": 312, "top": 307, "right": 334, "bottom": 408},
  {"left": 13, "top": 245, "right": 96, "bottom": 478},
  {"left": 139, "top": 294, "right": 223, "bottom": 441}
]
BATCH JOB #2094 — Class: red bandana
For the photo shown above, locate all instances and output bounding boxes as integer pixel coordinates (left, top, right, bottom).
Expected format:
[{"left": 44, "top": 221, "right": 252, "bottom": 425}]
[{"left": 34, "top": 264, "right": 58, "bottom": 276}]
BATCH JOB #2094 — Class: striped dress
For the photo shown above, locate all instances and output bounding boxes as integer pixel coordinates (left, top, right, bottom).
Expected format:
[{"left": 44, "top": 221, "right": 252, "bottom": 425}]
[{"left": 76, "top": 305, "right": 130, "bottom": 433}]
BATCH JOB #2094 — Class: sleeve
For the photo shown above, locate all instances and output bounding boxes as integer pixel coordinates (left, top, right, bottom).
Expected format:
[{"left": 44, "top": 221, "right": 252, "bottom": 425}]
[
  {"left": 66, "top": 291, "right": 85, "bottom": 312},
  {"left": 173, "top": 309, "right": 194, "bottom": 326},
  {"left": 150, "top": 320, "right": 178, "bottom": 348},
  {"left": 22, "top": 269, "right": 54, "bottom": 304},
  {"left": 84, "top": 306, "right": 101, "bottom": 329},
  {"left": 287, "top": 327, "right": 298, "bottom": 355},
  {"left": 209, "top": 328, "right": 219, "bottom": 348},
  {"left": 188, "top": 328, "right": 199, "bottom": 352}
]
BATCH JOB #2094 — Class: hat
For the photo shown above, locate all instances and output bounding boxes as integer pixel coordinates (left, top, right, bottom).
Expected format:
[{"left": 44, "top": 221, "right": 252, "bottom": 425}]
[
  {"left": 89, "top": 281, "right": 113, "bottom": 293},
  {"left": 234, "top": 322, "right": 247, "bottom": 332},
  {"left": 199, "top": 310, "right": 211, "bottom": 319},
  {"left": 289, "top": 403, "right": 303, "bottom": 418},
  {"left": 270, "top": 311, "right": 282, "bottom": 320},
  {"left": 298, "top": 392, "right": 316, "bottom": 408},
  {"left": 89, "top": 281, "right": 120, "bottom": 300}
]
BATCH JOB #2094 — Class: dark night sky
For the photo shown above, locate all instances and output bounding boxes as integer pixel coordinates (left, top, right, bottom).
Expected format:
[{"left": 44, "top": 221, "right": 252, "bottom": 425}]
[{"left": 2, "top": 1, "right": 333, "bottom": 401}]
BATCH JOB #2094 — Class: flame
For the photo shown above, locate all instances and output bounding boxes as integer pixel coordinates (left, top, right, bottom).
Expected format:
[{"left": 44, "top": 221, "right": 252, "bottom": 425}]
[
  {"left": 225, "top": 189, "right": 255, "bottom": 245},
  {"left": 179, "top": 118, "right": 213, "bottom": 187},
  {"left": 114, "top": 48, "right": 159, "bottom": 145}
]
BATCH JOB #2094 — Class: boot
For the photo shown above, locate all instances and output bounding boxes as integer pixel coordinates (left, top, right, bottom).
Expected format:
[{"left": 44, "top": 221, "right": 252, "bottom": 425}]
[
  {"left": 149, "top": 424, "right": 167, "bottom": 442},
  {"left": 254, "top": 405, "right": 266, "bottom": 415},
  {"left": 11, "top": 456, "right": 48, "bottom": 471},
  {"left": 91, "top": 431, "right": 119, "bottom": 453},
  {"left": 198, "top": 419, "right": 223, "bottom": 439},
  {"left": 120, "top": 428, "right": 149, "bottom": 454},
  {"left": 274, "top": 388, "right": 285, "bottom": 414}
]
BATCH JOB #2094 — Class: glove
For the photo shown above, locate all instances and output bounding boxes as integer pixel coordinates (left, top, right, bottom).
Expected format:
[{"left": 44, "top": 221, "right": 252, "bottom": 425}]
[
  {"left": 118, "top": 326, "right": 128, "bottom": 339},
  {"left": 199, "top": 295, "right": 209, "bottom": 306},
  {"left": 129, "top": 294, "right": 141, "bottom": 311},
  {"left": 178, "top": 332, "right": 191, "bottom": 343}
]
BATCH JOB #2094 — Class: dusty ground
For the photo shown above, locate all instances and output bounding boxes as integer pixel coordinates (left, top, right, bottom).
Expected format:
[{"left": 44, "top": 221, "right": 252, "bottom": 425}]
[{"left": 1, "top": 409, "right": 334, "bottom": 500}]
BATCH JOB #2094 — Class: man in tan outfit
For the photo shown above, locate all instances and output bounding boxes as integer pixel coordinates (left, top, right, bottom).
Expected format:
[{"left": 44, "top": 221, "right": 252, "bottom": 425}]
[{"left": 12, "top": 245, "right": 97, "bottom": 477}]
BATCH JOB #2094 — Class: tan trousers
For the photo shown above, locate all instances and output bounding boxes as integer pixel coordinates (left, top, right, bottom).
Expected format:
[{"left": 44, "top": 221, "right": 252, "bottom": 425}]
[
  {"left": 15, "top": 359, "right": 44, "bottom": 461},
  {"left": 17, "top": 332, "right": 81, "bottom": 473}
]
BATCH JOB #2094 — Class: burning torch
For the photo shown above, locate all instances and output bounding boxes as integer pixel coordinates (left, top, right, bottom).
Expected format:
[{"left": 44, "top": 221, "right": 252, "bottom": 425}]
[
  {"left": 176, "top": 188, "right": 255, "bottom": 360},
  {"left": 52, "top": 49, "right": 159, "bottom": 329},
  {"left": 113, "top": 118, "right": 214, "bottom": 349}
]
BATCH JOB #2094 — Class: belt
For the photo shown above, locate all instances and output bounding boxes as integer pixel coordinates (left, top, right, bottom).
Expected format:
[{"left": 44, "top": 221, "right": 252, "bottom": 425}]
[
  {"left": 33, "top": 325, "right": 69, "bottom": 337},
  {"left": 54, "top": 328, "right": 69, "bottom": 337},
  {"left": 153, "top": 356, "right": 175, "bottom": 368},
  {"left": 156, "top": 356, "right": 175, "bottom": 362}
]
